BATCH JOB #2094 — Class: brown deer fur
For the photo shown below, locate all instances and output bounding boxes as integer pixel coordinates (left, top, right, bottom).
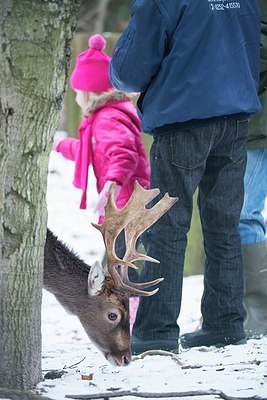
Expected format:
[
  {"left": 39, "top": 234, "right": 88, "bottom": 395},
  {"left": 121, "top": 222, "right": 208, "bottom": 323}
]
[{"left": 44, "top": 229, "right": 131, "bottom": 366}]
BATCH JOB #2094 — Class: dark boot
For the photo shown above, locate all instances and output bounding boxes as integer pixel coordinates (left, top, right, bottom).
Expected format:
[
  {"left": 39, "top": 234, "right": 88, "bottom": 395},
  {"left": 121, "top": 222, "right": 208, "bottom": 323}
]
[
  {"left": 242, "top": 240, "right": 267, "bottom": 337},
  {"left": 180, "top": 328, "right": 246, "bottom": 349},
  {"left": 131, "top": 335, "right": 179, "bottom": 355}
]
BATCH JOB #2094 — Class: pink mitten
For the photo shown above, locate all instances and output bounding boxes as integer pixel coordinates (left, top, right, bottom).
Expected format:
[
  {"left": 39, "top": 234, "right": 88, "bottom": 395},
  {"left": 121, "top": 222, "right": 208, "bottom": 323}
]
[
  {"left": 52, "top": 131, "right": 68, "bottom": 151},
  {"left": 93, "top": 181, "right": 121, "bottom": 216},
  {"left": 52, "top": 139, "right": 63, "bottom": 151}
]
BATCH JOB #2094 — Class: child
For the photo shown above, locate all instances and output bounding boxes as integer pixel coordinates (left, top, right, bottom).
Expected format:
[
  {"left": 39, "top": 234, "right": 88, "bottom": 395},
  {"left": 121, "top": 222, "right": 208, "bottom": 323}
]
[
  {"left": 54, "top": 35, "right": 149, "bottom": 324},
  {"left": 55, "top": 34, "right": 150, "bottom": 220}
]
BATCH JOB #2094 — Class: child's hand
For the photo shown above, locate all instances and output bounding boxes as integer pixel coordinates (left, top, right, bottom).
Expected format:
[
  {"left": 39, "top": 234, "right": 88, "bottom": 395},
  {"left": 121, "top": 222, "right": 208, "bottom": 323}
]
[
  {"left": 52, "top": 131, "right": 68, "bottom": 151},
  {"left": 52, "top": 139, "right": 63, "bottom": 151},
  {"left": 93, "top": 181, "right": 121, "bottom": 217}
]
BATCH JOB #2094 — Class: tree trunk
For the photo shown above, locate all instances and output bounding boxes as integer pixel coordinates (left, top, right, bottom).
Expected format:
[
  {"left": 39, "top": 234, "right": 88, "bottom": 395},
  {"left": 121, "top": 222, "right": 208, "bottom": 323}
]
[
  {"left": 0, "top": 0, "right": 80, "bottom": 390},
  {"left": 94, "top": 0, "right": 111, "bottom": 33}
]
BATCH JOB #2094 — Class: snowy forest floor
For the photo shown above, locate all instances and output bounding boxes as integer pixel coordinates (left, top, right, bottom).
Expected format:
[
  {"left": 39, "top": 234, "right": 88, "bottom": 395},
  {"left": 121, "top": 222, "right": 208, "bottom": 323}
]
[{"left": 37, "top": 151, "right": 267, "bottom": 400}]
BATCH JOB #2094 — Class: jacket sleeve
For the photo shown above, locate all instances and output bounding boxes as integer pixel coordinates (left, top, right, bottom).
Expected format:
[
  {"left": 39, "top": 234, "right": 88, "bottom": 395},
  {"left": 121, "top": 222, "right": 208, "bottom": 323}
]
[
  {"left": 109, "top": 0, "right": 170, "bottom": 92},
  {"left": 93, "top": 113, "right": 139, "bottom": 185},
  {"left": 56, "top": 137, "right": 79, "bottom": 161}
]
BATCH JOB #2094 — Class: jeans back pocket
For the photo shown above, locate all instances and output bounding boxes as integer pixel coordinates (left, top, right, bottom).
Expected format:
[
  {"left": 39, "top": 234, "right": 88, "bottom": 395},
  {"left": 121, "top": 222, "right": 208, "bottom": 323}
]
[
  {"left": 171, "top": 127, "right": 214, "bottom": 170},
  {"left": 230, "top": 120, "right": 248, "bottom": 164}
]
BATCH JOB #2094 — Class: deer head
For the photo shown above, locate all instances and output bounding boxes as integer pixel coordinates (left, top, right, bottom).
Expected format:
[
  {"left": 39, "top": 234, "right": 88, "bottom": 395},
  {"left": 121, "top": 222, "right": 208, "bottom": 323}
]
[
  {"left": 88, "top": 182, "right": 177, "bottom": 364},
  {"left": 44, "top": 182, "right": 177, "bottom": 367}
]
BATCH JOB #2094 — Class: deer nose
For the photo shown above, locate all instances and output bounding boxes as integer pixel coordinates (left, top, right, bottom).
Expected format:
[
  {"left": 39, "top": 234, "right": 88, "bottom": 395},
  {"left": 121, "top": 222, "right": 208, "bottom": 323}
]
[
  {"left": 115, "top": 353, "right": 131, "bottom": 366},
  {"left": 106, "top": 352, "right": 132, "bottom": 366},
  {"left": 122, "top": 355, "right": 131, "bottom": 366}
]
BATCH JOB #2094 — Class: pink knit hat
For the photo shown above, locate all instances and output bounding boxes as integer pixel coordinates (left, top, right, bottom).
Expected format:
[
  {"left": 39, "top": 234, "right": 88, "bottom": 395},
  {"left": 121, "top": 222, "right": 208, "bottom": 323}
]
[{"left": 70, "top": 34, "right": 113, "bottom": 93}]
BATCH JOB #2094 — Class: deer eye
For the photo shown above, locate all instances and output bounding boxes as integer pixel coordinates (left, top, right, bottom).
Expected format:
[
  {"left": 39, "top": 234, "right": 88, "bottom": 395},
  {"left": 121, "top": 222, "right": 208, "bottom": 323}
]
[{"left": 108, "top": 313, "right": 118, "bottom": 321}]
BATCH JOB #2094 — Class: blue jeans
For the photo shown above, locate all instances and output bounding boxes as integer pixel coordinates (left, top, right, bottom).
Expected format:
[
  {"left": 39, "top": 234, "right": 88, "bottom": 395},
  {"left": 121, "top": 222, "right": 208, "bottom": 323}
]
[
  {"left": 133, "top": 119, "right": 247, "bottom": 340},
  {"left": 239, "top": 148, "right": 267, "bottom": 245}
]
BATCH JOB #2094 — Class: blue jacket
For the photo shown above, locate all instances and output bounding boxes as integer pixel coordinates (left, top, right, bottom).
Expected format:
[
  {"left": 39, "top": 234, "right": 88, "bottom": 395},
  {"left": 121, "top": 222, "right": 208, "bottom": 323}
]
[{"left": 110, "top": 0, "right": 262, "bottom": 134}]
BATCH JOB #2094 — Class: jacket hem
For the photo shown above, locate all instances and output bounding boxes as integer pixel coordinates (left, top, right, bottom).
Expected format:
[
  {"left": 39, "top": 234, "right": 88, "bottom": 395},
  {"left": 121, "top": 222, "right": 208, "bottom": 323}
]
[{"left": 152, "top": 113, "right": 251, "bottom": 137}]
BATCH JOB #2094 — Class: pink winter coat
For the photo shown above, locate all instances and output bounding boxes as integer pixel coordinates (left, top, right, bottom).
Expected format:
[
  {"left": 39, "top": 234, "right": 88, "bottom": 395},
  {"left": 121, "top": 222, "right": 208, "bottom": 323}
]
[{"left": 56, "top": 91, "right": 150, "bottom": 214}]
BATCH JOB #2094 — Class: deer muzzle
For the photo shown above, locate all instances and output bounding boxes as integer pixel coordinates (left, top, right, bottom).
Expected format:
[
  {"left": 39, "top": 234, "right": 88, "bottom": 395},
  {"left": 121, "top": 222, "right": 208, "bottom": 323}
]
[{"left": 105, "top": 351, "right": 132, "bottom": 366}]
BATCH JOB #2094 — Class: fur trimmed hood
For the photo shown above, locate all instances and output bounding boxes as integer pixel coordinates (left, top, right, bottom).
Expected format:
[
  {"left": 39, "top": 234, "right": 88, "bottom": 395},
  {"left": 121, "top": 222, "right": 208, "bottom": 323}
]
[{"left": 84, "top": 90, "right": 133, "bottom": 116}]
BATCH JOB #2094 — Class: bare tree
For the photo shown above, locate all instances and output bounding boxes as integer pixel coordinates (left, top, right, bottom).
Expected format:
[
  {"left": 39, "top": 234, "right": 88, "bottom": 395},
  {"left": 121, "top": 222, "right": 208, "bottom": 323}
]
[
  {"left": 0, "top": 0, "right": 80, "bottom": 391},
  {"left": 94, "top": 0, "right": 111, "bottom": 33},
  {"left": 76, "top": 0, "right": 130, "bottom": 33},
  {"left": 77, "top": 0, "right": 111, "bottom": 33}
]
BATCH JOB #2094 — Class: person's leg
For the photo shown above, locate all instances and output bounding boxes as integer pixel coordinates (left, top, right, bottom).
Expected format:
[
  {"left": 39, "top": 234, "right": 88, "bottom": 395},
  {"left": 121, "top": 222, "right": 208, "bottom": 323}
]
[
  {"left": 132, "top": 127, "right": 213, "bottom": 354},
  {"left": 181, "top": 119, "right": 248, "bottom": 348},
  {"left": 239, "top": 148, "right": 267, "bottom": 336},
  {"left": 242, "top": 241, "right": 267, "bottom": 336},
  {"left": 239, "top": 148, "right": 267, "bottom": 244},
  {"left": 114, "top": 230, "right": 141, "bottom": 332}
]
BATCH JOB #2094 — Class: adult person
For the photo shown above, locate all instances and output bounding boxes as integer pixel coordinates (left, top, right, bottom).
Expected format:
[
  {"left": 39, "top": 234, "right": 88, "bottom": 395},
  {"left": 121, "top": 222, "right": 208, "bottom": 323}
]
[
  {"left": 109, "top": 0, "right": 261, "bottom": 353},
  {"left": 239, "top": 0, "right": 267, "bottom": 338}
]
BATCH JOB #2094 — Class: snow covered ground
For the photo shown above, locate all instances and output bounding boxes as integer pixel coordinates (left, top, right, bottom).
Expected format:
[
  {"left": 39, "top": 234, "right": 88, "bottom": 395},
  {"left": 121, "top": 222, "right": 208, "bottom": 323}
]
[{"left": 38, "top": 150, "right": 267, "bottom": 400}]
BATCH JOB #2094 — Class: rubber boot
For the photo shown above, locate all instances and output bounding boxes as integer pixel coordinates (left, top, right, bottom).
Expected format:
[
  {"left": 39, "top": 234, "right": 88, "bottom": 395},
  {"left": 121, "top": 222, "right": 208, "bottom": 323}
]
[{"left": 242, "top": 240, "right": 267, "bottom": 337}]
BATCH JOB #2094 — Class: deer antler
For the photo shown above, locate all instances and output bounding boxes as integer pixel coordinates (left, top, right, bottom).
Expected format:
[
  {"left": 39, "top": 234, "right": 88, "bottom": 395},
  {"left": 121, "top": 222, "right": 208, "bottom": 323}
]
[{"left": 92, "top": 182, "right": 178, "bottom": 296}]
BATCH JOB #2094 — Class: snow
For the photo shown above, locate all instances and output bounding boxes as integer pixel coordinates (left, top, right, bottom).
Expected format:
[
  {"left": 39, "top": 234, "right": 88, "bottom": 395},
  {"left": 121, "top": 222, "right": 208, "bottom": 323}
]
[{"left": 38, "top": 151, "right": 267, "bottom": 400}]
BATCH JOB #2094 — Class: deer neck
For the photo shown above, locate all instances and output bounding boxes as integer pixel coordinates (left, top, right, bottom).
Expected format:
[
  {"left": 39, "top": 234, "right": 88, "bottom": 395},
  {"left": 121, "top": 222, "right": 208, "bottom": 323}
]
[{"left": 43, "top": 229, "right": 91, "bottom": 316}]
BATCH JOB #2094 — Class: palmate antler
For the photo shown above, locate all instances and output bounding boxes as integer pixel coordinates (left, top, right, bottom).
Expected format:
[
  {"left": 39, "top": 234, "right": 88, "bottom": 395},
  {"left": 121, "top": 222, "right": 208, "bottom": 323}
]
[{"left": 92, "top": 182, "right": 178, "bottom": 296}]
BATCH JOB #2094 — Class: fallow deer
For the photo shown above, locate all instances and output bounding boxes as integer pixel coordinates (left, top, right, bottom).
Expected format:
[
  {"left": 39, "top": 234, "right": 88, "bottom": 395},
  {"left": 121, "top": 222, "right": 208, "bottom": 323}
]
[{"left": 44, "top": 182, "right": 177, "bottom": 366}]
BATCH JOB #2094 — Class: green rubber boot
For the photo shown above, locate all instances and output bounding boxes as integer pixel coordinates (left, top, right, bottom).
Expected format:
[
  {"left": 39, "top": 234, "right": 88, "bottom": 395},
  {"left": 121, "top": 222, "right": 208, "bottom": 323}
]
[{"left": 242, "top": 240, "right": 267, "bottom": 337}]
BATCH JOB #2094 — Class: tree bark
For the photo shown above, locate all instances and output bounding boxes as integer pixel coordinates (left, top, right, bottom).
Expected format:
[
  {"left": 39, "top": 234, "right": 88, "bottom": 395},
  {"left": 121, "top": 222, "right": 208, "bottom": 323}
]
[
  {"left": 0, "top": 0, "right": 80, "bottom": 390},
  {"left": 0, "top": 387, "right": 54, "bottom": 400}
]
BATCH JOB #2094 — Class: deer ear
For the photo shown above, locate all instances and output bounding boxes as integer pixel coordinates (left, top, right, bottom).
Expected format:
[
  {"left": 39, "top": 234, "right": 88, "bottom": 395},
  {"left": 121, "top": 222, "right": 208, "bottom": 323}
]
[{"left": 88, "top": 261, "right": 105, "bottom": 296}]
